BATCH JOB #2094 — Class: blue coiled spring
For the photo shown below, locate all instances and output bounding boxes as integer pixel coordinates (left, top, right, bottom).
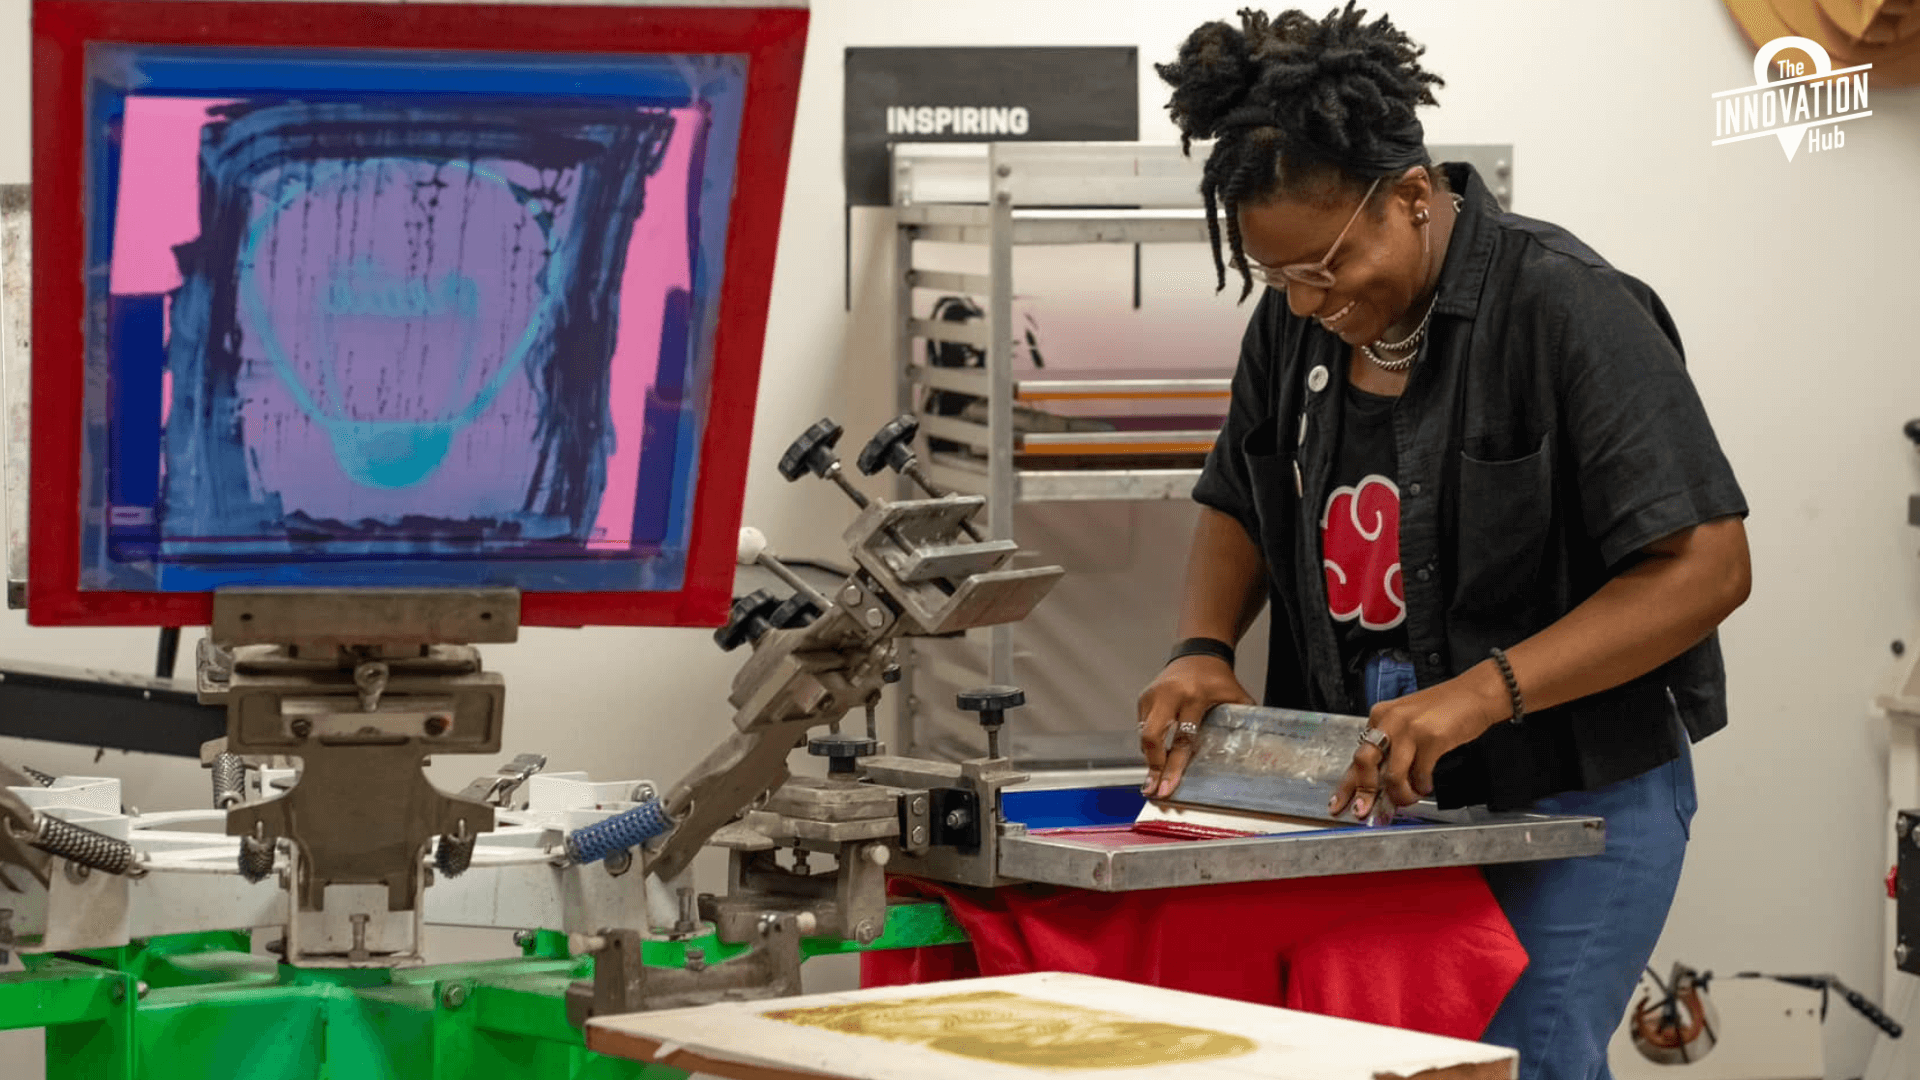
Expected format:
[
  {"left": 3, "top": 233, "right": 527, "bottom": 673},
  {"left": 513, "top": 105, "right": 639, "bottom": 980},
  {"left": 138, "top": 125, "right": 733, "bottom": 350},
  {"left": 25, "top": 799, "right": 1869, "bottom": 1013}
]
[{"left": 564, "top": 799, "right": 674, "bottom": 865}]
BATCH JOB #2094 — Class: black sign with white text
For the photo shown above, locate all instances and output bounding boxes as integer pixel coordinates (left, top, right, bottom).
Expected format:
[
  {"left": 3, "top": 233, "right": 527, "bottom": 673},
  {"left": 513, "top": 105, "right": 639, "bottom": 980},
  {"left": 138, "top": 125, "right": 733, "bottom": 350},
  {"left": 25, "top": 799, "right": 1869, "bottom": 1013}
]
[{"left": 843, "top": 47, "right": 1140, "bottom": 207}]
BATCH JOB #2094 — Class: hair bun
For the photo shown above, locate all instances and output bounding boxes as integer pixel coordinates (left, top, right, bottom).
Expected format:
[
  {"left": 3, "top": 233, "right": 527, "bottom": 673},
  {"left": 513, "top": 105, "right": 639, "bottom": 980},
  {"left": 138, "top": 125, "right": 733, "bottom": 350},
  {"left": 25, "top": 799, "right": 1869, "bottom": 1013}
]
[
  {"left": 1160, "top": 5, "right": 1441, "bottom": 173},
  {"left": 1154, "top": 15, "right": 1266, "bottom": 149},
  {"left": 1251, "top": 5, "right": 1440, "bottom": 159}
]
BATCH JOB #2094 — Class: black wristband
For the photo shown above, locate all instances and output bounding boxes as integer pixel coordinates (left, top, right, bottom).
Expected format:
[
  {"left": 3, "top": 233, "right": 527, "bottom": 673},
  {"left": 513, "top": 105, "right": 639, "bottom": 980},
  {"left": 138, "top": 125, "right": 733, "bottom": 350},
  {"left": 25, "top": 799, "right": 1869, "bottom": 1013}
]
[
  {"left": 1489, "top": 646, "right": 1525, "bottom": 726},
  {"left": 1167, "top": 637, "right": 1235, "bottom": 668}
]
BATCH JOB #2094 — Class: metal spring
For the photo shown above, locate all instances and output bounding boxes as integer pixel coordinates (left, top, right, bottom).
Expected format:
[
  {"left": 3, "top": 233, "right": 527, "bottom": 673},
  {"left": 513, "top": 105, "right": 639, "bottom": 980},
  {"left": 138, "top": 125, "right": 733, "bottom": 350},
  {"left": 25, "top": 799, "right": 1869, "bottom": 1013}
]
[
  {"left": 435, "top": 830, "right": 475, "bottom": 879},
  {"left": 32, "top": 814, "right": 134, "bottom": 876},
  {"left": 21, "top": 767, "right": 55, "bottom": 787},
  {"left": 563, "top": 799, "right": 674, "bottom": 865},
  {"left": 237, "top": 835, "right": 275, "bottom": 883},
  {"left": 211, "top": 754, "right": 244, "bottom": 810}
]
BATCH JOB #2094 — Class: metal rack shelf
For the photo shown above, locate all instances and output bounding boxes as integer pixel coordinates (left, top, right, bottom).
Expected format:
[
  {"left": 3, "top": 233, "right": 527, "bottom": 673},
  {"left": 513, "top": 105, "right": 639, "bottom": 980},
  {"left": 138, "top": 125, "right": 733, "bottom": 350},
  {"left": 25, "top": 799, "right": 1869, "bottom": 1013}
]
[
  {"left": 892, "top": 141, "right": 1228, "bottom": 516},
  {"left": 905, "top": 363, "right": 1230, "bottom": 403},
  {"left": 924, "top": 452, "right": 1202, "bottom": 504},
  {"left": 889, "top": 142, "right": 1229, "bottom": 753},
  {"left": 894, "top": 204, "right": 1211, "bottom": 246}
]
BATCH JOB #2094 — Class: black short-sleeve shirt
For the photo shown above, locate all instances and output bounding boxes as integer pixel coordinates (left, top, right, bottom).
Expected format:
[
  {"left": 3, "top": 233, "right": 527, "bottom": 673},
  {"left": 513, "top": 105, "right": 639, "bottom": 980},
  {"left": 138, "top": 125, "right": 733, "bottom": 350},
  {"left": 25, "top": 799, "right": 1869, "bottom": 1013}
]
[{"left": 1192, "top": 162, "right": 1748, "bottom": 811}]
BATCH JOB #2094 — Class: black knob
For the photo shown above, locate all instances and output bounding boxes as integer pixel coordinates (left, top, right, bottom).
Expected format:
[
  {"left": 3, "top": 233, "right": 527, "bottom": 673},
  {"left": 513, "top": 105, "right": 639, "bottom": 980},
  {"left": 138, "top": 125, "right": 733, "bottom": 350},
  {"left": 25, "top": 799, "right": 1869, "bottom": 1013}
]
[
  {"left": 770, "top": 594, "right": 823, "bottom": 630},
  {"left": 958, "top": 685, "right": 1023, "bottom": 759},
  {"left": 958, "top": 686, "right": 1025, "bottom": 714},
  {"left": 808, "top": 733, "right": 880, "bottom": 776},
  {"left": 882, "top": 664, "right": 903, "bottom": 684},
  {"left": 779, "top": 419, "right": 845, "bottom": 482},
  {"left": 714, "top": 590, "right": 782, "bottom": 651},
  {"left": 1905, "top": 419, "right": 1920, "bottom": 447},
  {"left": 857, "top": 415, "right": 920, "bottom": 477}
]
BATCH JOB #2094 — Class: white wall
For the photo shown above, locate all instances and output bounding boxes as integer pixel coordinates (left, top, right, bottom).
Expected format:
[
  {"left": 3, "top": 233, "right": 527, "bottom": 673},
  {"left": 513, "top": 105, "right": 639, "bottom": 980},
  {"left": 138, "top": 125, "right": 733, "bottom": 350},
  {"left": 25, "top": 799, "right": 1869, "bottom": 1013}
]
[{"left": 2, "top": 2, "right": 1919, "bottom": 1077}]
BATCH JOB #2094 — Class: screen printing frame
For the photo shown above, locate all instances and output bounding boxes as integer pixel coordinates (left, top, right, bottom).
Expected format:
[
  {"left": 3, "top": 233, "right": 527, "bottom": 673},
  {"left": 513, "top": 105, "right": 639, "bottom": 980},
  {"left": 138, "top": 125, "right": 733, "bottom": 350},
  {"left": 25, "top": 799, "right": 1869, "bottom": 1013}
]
[{"left": 27, "top": 0, "right": 807, "bottom": 628}]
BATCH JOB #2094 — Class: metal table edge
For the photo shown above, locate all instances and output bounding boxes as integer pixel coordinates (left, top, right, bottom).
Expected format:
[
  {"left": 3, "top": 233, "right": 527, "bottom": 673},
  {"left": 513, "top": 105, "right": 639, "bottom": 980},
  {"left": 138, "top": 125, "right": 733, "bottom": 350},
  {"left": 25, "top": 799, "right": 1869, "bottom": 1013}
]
[{"left": 995, "top": 813, "right": 1607, "bottom": 892}]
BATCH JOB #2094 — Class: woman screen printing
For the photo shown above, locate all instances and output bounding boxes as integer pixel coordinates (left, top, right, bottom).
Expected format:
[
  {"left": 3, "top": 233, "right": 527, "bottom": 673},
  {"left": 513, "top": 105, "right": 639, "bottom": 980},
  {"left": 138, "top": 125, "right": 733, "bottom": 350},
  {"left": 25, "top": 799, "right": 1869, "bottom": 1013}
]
[{"left": 1136, "top": 5, "right": 1751, "bottom": 1079}]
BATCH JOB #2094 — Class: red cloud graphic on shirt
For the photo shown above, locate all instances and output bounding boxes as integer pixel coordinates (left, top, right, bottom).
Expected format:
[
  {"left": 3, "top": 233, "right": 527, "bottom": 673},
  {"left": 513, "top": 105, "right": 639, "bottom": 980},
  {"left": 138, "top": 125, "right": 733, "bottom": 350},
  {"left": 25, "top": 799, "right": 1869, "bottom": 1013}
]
[{"left": 1321, "top": 475, "right": 1406, "bottom": 631}]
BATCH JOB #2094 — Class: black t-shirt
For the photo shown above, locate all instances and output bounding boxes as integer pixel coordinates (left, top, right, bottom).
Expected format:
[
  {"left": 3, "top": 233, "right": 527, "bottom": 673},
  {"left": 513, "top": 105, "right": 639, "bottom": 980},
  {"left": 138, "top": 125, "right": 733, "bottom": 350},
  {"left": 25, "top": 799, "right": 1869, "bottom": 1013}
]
[{"left": 1323, "top": 380, "right": 1409, "bottom": 691}]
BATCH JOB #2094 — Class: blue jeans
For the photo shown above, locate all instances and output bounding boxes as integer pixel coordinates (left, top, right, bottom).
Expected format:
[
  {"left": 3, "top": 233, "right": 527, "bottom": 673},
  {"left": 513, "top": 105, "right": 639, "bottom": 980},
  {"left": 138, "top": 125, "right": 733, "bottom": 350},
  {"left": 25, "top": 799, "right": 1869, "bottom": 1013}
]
[{"left": 1363, "top": 653, "right": 1695, "bottom": 1080}]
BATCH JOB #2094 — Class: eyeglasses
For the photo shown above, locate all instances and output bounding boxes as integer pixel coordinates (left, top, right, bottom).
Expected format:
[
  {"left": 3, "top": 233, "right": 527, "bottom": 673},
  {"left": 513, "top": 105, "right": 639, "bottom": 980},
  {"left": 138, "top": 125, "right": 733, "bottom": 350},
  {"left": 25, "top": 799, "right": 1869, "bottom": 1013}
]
[{"left": 1239, "top": 176, "right": 1382, "bottom": 291}]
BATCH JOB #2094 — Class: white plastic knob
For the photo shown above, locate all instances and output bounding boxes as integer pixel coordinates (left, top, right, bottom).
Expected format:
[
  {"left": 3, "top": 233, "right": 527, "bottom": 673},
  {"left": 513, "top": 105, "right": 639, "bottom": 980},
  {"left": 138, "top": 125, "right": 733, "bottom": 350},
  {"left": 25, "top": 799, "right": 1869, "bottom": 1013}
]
[
  {"left": 736, "top": 526, "right": 768, "bottom": 565},
  {"left": 795, "top": 911, "right": 818, "bottom": 935}
]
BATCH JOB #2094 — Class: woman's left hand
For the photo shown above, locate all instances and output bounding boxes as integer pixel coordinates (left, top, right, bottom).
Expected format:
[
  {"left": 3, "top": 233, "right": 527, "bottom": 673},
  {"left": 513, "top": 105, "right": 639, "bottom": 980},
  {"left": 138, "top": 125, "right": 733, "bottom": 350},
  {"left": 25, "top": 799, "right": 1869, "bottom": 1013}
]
[{"left": 1329, "top": 662, "right": 1509, "bottom": 821}]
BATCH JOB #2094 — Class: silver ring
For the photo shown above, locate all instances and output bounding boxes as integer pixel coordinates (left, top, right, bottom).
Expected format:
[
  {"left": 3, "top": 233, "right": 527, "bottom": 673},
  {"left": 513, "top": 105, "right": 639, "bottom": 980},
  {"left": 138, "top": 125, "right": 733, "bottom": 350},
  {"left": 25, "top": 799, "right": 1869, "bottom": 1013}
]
[
  {"left": 1175, "top": 721, "right": 1200, "bottom": 738},
  {"left": 1359, "top": 727, "right": 1390, "bottom": 755}
]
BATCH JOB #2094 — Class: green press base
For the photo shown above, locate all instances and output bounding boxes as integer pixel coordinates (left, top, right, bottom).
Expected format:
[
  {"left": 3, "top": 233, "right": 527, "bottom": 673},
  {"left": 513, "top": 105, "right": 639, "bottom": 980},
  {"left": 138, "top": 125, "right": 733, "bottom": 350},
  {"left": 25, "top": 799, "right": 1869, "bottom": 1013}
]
[{"left": 0, "top": 902, "right": 966, "bottom": 1079}]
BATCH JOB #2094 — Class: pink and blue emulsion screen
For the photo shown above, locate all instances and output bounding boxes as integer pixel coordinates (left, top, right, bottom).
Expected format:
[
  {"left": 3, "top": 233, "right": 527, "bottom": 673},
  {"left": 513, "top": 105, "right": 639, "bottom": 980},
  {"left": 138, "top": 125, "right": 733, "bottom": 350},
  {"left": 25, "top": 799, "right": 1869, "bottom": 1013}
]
[{"left": 79, "top": 44, "right": 747, "bottom": 594}]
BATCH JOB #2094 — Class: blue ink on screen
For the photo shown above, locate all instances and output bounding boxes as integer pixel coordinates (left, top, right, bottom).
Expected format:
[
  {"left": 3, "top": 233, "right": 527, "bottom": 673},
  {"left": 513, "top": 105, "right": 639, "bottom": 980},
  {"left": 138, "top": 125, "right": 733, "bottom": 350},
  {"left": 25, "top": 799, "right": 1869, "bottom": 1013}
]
[
  {"left": 236, "top": 160, "right": 557, "bottom": 492},
  {"left": 78, "top": 46, "right": 749, "bottom": 595}
]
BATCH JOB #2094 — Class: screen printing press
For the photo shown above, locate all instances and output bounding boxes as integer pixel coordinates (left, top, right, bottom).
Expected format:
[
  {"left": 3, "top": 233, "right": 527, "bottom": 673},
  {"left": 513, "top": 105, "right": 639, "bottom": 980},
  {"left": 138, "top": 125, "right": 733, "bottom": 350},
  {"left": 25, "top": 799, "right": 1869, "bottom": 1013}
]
[
  {"left": 0, "top": 2, "right": 1601, "bottom": 1076},
  {"left": 0, "top": 405, "right": 1605, "bottom": 1078}
]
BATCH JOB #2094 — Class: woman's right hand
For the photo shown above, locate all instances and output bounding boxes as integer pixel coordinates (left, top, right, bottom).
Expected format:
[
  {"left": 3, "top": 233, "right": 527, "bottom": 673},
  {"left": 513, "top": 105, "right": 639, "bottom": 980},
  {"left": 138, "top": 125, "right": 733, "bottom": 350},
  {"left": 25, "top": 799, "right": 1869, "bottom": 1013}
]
[{"left": 1136, "top": 656, "right": 1254, "bottom": 800}]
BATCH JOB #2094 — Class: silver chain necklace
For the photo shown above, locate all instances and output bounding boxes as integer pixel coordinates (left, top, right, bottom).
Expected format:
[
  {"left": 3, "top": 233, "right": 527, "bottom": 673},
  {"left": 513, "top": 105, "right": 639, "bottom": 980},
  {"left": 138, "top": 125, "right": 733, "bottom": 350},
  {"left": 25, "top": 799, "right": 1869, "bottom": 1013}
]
[
  {"left": 1361, "top": 292, "right": 1436, "bottom": 372},
  {"left": 1360, "top": 194, "right": 1461, "bottom": 373},
  {"left": 1359, "top": 342, "right": 1417, "bottom": 372}
]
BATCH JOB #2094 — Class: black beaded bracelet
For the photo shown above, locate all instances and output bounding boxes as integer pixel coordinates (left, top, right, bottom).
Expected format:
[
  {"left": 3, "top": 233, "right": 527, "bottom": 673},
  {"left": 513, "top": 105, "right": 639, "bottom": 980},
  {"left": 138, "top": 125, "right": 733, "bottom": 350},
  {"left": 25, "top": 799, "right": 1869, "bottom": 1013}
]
[
  {"left": 1489, "top": 646, "right": 1525, "bottom": 726},
  {"left": 1167, "top": 636, "right": 1235, "bottom": 668}
]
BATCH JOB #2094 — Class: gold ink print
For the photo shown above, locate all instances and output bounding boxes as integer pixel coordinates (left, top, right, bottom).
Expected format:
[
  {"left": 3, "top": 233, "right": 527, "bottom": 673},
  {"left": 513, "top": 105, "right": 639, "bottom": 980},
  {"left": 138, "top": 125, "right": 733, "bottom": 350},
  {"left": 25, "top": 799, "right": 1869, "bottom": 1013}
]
[{"left": 762, "top": 990, "right": 1259, "bottom": 1069}]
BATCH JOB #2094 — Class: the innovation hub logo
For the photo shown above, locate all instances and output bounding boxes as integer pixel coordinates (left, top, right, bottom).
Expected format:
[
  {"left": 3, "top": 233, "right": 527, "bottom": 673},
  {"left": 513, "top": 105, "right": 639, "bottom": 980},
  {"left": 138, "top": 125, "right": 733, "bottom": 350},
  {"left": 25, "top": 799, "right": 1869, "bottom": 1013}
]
[{"left": 1712, "top": 35, "right": 1871, "bottom": 161}]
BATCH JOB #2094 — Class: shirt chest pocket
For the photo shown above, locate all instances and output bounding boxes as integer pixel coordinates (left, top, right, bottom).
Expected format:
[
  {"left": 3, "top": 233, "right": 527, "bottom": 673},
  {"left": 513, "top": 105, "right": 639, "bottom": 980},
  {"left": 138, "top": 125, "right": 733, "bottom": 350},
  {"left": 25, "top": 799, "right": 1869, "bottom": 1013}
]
[
  {"left": 1238, "top": 414, "right": 1303, "bottom": 561},
  {"left": 1452, "top": 433, "right": 1554, "bottom": 619},
  {"left": 1240, "top": 413, "right": 1288, "bottom": 500}
]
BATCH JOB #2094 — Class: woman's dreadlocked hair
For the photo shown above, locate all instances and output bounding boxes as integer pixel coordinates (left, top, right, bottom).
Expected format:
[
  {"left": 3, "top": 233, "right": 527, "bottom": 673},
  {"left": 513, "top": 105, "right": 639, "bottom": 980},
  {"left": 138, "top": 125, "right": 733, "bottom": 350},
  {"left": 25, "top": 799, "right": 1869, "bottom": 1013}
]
[{"left": 1156, "top": 4, "right": 1444, "bottom": 300}]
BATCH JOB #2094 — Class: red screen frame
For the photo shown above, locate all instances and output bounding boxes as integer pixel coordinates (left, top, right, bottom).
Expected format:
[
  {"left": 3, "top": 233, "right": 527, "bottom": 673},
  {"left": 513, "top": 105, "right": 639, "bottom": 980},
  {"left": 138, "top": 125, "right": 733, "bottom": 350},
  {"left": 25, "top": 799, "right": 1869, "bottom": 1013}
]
[{"left": 27, "top": 0, "right": 806, "bottom": 628}]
